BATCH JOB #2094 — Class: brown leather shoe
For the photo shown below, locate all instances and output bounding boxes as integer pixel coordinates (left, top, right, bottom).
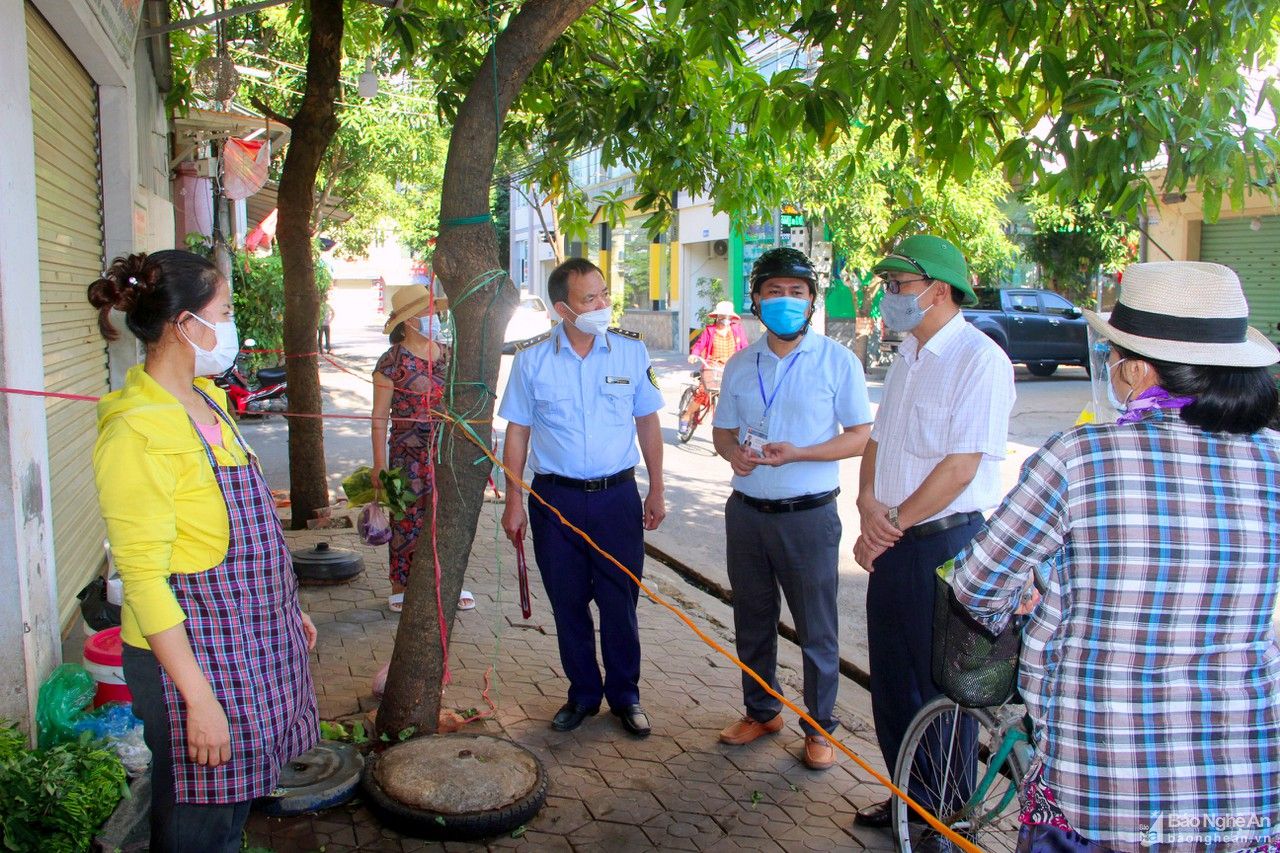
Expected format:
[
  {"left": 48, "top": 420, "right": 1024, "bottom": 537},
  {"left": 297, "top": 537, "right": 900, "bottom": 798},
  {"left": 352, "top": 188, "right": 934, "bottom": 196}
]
[
  {"left": 718, "top": 713, "right": 784, "bottom": 745},
  {"left": 802, "top": 735, "right": 836, "bottom": 770}
]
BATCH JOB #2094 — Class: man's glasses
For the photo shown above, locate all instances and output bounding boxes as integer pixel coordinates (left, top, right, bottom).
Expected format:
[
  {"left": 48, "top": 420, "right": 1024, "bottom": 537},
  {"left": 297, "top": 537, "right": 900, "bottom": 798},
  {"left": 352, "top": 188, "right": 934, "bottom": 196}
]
[
  {"left": 878, "top": 253, "right": 934, "bottom": 293},
  {"left": 880, "top": 276, "right": 934, "bottom": 294}
]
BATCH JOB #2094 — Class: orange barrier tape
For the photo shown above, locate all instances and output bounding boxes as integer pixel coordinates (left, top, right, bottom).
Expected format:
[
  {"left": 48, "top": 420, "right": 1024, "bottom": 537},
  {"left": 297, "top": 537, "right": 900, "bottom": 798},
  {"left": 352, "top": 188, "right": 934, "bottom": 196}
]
[{"left": 0, "top": 379, "right": 983, "bottom": 850}]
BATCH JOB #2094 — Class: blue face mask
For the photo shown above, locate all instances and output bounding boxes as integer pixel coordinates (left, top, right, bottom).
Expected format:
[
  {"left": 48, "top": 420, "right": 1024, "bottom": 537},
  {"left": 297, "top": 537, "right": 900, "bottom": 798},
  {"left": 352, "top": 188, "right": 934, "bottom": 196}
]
[{"left": 758, "top": 296, "right": 811, "bottom": 340}]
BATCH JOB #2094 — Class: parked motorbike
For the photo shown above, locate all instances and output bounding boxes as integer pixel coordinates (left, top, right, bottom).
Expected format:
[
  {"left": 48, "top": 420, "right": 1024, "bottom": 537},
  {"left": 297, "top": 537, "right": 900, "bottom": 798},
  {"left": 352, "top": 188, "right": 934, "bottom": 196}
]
[{"left": 213, "top": 338, "right": 288, "bottom": 417}]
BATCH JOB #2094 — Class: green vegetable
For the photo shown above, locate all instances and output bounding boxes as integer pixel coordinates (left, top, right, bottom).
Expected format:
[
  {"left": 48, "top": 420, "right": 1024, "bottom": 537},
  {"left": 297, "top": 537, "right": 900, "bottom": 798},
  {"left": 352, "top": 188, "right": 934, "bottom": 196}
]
[
  {"left": 0, "top": 721, "right": 126, "bottom": 853},
  {"left": 341, "top": 467, "right": 376, "bottom": 508},
  {"left": 378, "top": 468, "right": 414, "bottom": 521},
  {"left": 342, "top": 466, "right": 415, "bottom": 520}
]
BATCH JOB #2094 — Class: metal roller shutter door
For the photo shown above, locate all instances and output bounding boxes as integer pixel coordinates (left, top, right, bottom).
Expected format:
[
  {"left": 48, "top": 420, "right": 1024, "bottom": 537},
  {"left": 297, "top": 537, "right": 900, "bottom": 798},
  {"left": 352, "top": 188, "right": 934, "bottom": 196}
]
[
  {"left": 27, "top": 4, "right": 109, "bottom": 630},
  {"left": 1199, "top": 215, "right": 1280, "bottom": 350}
]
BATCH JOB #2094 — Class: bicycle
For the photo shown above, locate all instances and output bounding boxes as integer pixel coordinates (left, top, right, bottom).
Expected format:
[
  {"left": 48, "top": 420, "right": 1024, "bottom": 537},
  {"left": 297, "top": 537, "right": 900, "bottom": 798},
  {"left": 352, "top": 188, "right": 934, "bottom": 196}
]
[
  {"left": 891, "top": 575, "right": 1035, "bottom": 853},
  {"left": 676, "top": 359, "right": 723, "bottom": 443}
]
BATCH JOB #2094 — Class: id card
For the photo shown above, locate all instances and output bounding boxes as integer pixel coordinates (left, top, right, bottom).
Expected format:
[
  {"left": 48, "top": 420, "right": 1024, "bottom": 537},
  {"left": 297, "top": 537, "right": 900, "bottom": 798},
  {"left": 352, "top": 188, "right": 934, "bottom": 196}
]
[{"left": 743, "top": 425, "right": 768, "bottom": 457}]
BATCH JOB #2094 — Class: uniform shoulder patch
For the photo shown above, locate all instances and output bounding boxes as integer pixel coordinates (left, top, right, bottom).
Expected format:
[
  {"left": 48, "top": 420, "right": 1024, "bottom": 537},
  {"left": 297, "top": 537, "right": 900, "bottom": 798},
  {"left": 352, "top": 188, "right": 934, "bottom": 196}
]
[
  {"left": 648, "top": 366, "right": 659, "bottom": 389},
  {"left": 514, "top": 330, "right": 553, "bottom": 351},
  {"left": 607, "top": 326, "right": 642, "bottom": 341}
]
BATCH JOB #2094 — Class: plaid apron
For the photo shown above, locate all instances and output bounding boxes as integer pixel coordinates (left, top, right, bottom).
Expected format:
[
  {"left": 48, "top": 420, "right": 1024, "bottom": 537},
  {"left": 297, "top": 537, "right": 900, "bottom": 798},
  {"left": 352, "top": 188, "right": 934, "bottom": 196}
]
[{"left": 161, "top": 391, "right": 319, "bottom": 803}]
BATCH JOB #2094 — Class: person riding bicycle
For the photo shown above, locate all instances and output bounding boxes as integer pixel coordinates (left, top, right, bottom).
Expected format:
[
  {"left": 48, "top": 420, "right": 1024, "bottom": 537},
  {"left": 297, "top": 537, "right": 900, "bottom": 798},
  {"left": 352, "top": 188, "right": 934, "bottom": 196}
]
[
  {"left": 950, "top": 261, "right": 1280, "bottom": 852},
  {"left": 680, "top": 301, "right": 748, "bottom": 433}
]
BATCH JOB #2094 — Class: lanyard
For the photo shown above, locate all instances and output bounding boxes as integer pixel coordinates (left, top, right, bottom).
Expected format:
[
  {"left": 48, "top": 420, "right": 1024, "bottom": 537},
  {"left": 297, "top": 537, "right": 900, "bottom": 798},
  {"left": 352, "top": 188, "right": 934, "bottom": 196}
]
[{"left": 756, "top": 351, "right": 801, "bottom": 424}]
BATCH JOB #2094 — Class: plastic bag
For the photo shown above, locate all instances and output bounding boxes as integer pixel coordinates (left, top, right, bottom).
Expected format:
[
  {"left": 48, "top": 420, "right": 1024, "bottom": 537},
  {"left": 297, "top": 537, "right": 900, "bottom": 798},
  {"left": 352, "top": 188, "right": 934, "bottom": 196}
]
[
  {"left": 77, "top": 576, "right": 122, "bottom": 632},
  {"left": 358, "top": 502, "right": 392, "bottom": 546},
  {"left": 72, "top": 704, "right": 151, "bottom": 776},
  {"left": 341, "top": 466, "right": 376, "bottom": 508},
  {"left": 36, "top": 664, "right": 97, "bottom": 749}
]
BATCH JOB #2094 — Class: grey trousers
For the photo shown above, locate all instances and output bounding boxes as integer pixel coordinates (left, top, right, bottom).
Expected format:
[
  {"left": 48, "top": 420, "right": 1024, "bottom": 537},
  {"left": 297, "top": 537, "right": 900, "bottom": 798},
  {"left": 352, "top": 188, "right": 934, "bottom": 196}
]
[{"left": 724, "top": 492, "right": 841, "bottom": 736}]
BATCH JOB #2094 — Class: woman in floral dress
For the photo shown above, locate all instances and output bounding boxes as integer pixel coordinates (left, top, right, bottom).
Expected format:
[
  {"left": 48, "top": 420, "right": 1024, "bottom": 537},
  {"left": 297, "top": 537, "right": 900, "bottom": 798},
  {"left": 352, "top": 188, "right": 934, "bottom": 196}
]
[{"left": 371, "top": 285, "right": 474, "bottom": 612}]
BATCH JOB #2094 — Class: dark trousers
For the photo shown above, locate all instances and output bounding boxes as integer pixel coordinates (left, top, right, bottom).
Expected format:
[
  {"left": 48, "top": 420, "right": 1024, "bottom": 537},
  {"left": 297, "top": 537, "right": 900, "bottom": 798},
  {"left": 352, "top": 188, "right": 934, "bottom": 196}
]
[
  {"left": 317, "top": 325, "right": 331, "bottom": 352},
  {"left": 529, "top": 475, "right": 644, "bottom": 709},
  {"left": 867, "top": 518, "right": 983, "bottom": 789},
  {"left": 122, "top": 645, "right": 251, "bottom": 853},
  {"left": 725, "top": 493, "right": 841, "bottom": 736}
]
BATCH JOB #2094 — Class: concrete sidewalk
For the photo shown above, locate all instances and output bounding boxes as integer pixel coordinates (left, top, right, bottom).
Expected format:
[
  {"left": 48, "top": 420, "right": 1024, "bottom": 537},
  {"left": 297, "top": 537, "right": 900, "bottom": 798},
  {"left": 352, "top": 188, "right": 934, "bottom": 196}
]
[{"left": 245, "top": 502, "right": 897, "bottom": 852}]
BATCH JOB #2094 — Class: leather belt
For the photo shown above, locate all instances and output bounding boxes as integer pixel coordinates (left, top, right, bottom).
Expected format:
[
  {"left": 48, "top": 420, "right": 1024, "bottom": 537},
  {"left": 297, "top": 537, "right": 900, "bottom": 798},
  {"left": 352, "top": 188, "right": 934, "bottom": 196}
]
[
  {"left": 906, "top": 511, "right": 984, "bottom": 539},
  {"left": 734, "top": 488, "right": 839, "bottom": 514},
  {"left": 537, "top": 468, "right": 635, "bottom": 493}
]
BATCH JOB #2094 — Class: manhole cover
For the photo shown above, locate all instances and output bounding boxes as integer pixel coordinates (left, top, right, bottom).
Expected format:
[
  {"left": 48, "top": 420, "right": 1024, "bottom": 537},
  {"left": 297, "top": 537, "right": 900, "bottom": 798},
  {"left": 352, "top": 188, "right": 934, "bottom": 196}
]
[
  {"left": 254, "top": 740, "right": 363, "bottom": 816},
  {"left": 363, "top": 734, "right": 547, "bottom": 840}
]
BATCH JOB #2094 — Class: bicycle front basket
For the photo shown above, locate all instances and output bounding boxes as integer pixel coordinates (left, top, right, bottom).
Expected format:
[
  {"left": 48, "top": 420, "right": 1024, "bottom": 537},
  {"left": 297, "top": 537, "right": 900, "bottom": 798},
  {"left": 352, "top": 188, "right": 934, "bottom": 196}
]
[{"left": 931, "top": 576, "right": 1021, "bottom": 708}]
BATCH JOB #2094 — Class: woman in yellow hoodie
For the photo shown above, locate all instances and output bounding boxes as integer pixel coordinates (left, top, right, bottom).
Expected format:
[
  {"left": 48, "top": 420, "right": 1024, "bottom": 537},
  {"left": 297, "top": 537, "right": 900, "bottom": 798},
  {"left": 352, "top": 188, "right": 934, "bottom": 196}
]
[{"left": 88, "top": 250, "right": 318, "bottom": 852}]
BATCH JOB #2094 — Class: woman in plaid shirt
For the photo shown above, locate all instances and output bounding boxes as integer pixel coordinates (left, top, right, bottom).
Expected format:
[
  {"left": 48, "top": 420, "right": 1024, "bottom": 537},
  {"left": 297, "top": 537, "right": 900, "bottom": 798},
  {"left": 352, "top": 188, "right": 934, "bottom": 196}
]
[{"left": 952, "top": 262, "right": 1280, "bottom": 853}]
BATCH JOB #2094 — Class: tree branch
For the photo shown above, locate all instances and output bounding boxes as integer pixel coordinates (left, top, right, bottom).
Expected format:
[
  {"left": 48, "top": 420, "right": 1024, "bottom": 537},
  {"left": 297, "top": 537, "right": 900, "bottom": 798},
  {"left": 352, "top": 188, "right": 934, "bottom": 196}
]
[{"left": 250, "top": 95, "right": 293, "bottom": 129}]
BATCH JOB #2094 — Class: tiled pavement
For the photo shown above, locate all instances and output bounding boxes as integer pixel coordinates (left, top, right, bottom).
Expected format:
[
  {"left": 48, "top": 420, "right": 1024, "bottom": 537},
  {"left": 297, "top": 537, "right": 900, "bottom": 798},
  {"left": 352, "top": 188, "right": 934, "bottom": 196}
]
[{"left": 246, "top": 501, "right": 897, "bottom": 852}]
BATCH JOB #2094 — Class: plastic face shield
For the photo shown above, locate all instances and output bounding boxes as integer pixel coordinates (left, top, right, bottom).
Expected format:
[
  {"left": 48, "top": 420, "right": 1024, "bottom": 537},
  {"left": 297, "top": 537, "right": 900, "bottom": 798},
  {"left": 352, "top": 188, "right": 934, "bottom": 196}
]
[{"left": 1085, "top": 326, "right": 1119, "bottom": 425}]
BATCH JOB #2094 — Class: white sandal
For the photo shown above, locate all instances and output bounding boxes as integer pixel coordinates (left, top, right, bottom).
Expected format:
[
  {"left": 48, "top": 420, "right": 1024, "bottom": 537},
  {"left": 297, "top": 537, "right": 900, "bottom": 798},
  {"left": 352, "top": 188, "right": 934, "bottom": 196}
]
[{"left": 390, "top": 591, "right": 474, "bottom": 612}]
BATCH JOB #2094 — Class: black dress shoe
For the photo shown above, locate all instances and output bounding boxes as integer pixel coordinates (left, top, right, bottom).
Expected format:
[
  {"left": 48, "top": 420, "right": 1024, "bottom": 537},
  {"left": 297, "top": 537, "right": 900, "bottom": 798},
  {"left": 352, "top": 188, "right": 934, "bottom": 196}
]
[
  {"left": 551, "top": 701, "right": 599, "bottom": 732},
  {"left": 853, "top": 798, "right": 892, "bottom": 828},
  {"left": 611, "top": 703, "right": 651, "bottom": 737}
]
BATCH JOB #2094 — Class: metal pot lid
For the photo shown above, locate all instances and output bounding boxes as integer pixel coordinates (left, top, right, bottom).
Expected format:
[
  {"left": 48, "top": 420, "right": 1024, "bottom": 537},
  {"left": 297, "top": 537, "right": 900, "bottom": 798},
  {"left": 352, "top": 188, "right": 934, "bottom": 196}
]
[
  {"left": 291, "top": 541, "right": 362, "bottom": 567},
  {"left": 256, "top": 740, "right": 364, "bottom": 816}
]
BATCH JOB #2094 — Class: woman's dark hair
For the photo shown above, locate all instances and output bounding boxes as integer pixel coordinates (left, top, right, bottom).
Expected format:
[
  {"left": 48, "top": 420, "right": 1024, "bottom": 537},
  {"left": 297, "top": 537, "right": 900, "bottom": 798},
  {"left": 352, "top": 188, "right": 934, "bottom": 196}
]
[
  {"left": 86, "top": 250, "right": 221, "bottom": 343},
  {"left": 389, "top": 322, "right": 406, "bottom": 344},
  {"left": 1116, "top": 344, "right": 1279, "bottom": 435}
]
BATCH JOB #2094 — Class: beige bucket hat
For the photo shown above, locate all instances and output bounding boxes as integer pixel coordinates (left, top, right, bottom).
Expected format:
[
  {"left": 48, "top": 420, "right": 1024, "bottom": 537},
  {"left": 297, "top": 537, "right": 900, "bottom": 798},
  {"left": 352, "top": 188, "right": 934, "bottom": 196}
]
[
  {"left": 709, "top": 300, "right": 739, "bottom": 319},
  {"left": 1082, "top": 261, "right": 1279, "bottom": 367},
  {"left": 383, "top": 285, "right": 448, "bottom": 335}
]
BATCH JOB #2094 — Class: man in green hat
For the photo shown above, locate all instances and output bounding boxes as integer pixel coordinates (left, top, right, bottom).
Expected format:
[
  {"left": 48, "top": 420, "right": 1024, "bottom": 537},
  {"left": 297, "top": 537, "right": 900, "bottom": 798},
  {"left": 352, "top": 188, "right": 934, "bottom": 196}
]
[{"left": 851, "top": 234, "right": 1015, "bottom": 828}]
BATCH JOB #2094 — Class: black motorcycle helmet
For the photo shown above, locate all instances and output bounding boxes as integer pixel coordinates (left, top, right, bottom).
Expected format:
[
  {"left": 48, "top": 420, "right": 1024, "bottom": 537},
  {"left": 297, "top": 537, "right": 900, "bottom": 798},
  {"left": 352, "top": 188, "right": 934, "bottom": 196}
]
[{"left": 749, "top": 247, "right": 818, "bottom": 296}]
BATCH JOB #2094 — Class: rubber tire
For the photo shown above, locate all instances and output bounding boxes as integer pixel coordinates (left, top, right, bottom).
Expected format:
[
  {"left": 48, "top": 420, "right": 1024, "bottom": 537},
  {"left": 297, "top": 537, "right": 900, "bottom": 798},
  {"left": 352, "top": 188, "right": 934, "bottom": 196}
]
[
  {"left": 891, "top": 696, "right": 1028, "bottom": 853},
  {"left": 676, "top": 387, "right": 698, "bottom": 443},
  {"left": 255, "top": 741, "right": 364, "bottom": 816},
  {"left": 1026, "top": 361, "right": 1058, "bottom": 377},
  {"left": 360, "top": 746, "right": 548, "bottom": 841}
]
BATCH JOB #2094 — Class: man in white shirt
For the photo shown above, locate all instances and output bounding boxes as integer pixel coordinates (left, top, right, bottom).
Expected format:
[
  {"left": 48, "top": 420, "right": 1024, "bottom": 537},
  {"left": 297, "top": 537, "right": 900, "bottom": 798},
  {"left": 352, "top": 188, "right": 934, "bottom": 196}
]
[
  {"left": 712, "top": 248, "right": 873, "bottom": 771},
  {"left": 851, "top": 235, "right": 1015, "bottom": 828}
]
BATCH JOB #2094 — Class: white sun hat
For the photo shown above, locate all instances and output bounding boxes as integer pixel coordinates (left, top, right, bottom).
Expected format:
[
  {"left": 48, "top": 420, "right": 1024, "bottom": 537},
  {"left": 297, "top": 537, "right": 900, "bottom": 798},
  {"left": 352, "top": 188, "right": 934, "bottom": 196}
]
[
  {"left": 1082, "top": 261, "right": 1279, "bottom": 367},
  {"left": 709, "top": 300, "right": 739, "bottom": 319}
]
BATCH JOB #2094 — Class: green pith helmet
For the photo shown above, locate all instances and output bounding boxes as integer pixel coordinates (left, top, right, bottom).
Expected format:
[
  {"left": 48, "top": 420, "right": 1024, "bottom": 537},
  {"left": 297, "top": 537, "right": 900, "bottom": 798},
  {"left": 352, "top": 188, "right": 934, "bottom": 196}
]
[
  {"left": 873, "top": 234, "right": 976, "bottom": 306},
  {"left": 750, "top": 247, "right": 817, "bottom": 294}
]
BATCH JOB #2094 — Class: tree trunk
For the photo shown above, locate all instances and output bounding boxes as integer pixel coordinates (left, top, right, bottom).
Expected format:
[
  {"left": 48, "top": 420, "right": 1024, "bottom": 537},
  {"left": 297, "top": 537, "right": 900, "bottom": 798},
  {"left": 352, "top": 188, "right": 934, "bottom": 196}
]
[
  {"left": 376, "top": 0, "right": 600, "bottom": 736},
  {"left": 277, "top": 0, "right": 343, "bottom": 529}
]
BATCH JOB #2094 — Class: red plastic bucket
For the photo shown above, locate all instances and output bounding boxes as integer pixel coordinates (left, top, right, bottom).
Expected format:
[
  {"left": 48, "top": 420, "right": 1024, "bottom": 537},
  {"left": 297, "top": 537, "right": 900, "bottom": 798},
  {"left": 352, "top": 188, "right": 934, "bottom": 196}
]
[{"left": 83, "top": 626, "right": 131, "bottom": 707}]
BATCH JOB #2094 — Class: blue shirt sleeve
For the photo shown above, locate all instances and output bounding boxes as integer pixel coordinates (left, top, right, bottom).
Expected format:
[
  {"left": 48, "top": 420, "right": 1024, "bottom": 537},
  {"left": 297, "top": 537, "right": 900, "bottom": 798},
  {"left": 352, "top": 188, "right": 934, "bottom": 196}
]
[
  {"left": 497, "top": 352, "right": 534, "bottom": 426},
  {"left": 632, "top": 349, "right": 663, "bottom": 417},
  {"left": 834, "top": 348, "right": 873, "bottom": 427}
]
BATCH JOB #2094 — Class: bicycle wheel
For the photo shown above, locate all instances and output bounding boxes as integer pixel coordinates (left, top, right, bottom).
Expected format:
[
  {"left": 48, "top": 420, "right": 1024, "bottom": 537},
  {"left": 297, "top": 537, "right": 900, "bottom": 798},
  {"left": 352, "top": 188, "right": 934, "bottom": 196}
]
[
  {"left": 892, "top": 696, "right": 1028, "bottom": 853},
  {"left": 676, "top": 387, "right": 698, "bottom": 443}
]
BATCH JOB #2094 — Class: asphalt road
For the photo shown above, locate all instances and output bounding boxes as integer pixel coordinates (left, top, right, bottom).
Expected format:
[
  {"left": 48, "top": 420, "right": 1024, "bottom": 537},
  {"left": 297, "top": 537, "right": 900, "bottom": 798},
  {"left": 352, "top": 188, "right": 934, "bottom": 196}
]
[{"left": 241, "top": 291, "right": 1094, "bottom": 679}]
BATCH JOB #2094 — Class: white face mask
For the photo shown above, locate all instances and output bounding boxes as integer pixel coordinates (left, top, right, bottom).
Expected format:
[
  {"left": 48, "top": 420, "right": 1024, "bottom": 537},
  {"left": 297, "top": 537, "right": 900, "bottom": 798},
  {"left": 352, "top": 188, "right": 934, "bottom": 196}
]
[
  {"left": 417, "top": 314, "right": 444, "bottom": 341},
  {"left": 566, "top": 305, "right": 611, "bottom": 337},
  {"left": 181, "top": 312, "right": 239, "bottom": 375}
]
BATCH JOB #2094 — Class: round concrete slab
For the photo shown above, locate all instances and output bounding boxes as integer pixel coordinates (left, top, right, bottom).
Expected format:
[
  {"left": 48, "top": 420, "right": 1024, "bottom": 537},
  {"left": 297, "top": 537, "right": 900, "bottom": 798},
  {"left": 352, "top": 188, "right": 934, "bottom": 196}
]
[{"left": 362, "top": 733, "right": 547, "bottom": 840}]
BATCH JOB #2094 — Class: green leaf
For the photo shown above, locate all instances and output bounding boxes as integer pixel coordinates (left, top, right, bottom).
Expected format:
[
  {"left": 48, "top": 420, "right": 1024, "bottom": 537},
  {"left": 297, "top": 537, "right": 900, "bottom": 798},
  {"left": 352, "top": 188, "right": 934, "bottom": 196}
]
[{"left": 1041, "top": 49, "right": 1068, "bottom": 95}]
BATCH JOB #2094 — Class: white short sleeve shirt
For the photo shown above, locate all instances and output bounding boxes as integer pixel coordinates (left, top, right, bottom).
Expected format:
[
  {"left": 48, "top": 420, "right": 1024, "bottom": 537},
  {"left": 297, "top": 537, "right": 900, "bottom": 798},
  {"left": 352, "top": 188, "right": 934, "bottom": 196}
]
[{"left": 870, "top": 312, "right": 1016, "bottom": 518}]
